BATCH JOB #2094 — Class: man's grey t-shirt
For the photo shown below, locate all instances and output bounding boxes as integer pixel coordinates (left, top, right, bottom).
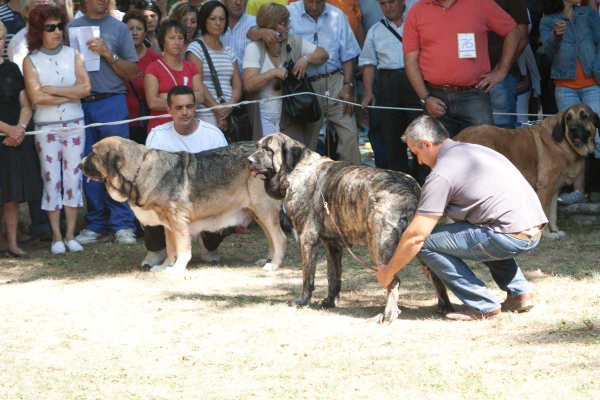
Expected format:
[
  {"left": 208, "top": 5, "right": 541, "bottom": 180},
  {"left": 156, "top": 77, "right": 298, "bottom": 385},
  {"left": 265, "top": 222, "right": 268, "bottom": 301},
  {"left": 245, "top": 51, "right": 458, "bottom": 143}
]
[
  {"left": 68, "top": 15, "right": 137, "bottom": 95},
  {"left": 416, "top": 139, "right": 548, "bottom": 233}
]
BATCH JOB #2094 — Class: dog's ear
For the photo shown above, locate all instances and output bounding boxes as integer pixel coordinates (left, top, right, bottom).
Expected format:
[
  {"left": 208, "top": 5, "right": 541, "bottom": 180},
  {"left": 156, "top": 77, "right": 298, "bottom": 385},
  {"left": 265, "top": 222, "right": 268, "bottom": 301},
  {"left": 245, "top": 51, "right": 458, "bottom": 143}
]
[
  {"left": 594, "top": 112, "right": 600, "bottom": 131},
  {"left": 551, "top": 112, "right": 566, "bottom": 142},
  {"left": 104, "top": 150, "right": 123, "bottom": 178},
  {"left": 283, "top": 137, "right": 303, "bottom": 171}
]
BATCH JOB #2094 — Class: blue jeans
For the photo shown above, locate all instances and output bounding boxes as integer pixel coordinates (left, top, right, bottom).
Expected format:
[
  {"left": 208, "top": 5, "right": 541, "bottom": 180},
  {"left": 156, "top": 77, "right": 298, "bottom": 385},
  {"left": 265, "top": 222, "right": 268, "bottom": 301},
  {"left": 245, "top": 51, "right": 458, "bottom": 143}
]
[
  {"left": 555, "top": 84, "right": 600, "bottom": 158},
  {"left": 427, "top": 87, "right": 494, "bottom": 137},
  {"left": 82, "top": 94, "right": 135, "bottom": 234},
  {"left": 418, "top": 221, "right": 537, "bottom": 313},
  {"left": 490, "top": 73, "right": 517, "bottom": 129}
]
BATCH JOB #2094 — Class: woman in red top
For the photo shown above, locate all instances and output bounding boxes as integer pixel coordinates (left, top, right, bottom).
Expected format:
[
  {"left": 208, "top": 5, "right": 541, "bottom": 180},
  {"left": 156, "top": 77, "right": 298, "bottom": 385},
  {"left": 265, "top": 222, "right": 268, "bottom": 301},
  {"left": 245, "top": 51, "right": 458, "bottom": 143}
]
[
  {"left": 123, "top": 10, "right": 161, "bottom": 144},
  {"left": 144, "top": 19, "right": 205, "bottom": 133}
]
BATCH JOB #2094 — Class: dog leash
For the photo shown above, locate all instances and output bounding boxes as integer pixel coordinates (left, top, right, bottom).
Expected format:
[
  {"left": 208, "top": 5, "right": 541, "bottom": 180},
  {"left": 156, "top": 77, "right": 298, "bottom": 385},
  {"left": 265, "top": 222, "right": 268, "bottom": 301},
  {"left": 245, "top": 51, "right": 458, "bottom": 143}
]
[{"left": 313, "top": 171, "right": 376, "bottom": 272}]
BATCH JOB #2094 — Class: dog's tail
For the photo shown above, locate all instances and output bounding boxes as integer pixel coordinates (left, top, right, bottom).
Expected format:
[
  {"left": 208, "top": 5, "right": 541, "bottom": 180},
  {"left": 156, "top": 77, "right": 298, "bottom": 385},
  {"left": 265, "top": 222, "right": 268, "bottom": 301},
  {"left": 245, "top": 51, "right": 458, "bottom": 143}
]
[{"left": 280, "top": 205, "right": 298, "bottom": 242}]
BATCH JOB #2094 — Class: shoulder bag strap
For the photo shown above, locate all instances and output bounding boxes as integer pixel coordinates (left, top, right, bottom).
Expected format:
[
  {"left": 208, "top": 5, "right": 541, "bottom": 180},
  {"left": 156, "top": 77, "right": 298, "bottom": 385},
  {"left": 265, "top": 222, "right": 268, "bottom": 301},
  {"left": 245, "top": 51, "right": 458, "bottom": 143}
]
[
  {"left": 128, "top": 80, "right": 142, "bottom": 100},
  {"left": 196, "top": 39, "right": 226, "bottom": 103},
  {"left": 381, "top": 18, "right": 402, "bottom": 43},
  {"left": 157, "top": 59, "right": 178, "bottom": 86}
]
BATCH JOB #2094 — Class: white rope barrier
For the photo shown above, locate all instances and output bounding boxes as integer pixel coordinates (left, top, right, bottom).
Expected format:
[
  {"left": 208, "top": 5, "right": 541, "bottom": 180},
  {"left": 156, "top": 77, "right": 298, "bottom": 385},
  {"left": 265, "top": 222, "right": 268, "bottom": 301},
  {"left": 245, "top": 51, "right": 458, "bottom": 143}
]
[{"left": 0, "top": 91, "right": 551, "bottom": 136}]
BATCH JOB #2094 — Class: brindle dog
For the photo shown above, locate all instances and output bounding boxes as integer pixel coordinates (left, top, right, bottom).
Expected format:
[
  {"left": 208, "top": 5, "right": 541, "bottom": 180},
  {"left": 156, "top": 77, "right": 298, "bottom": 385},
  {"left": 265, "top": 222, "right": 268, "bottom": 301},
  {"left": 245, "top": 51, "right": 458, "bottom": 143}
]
[{"left": 248, "top": 133, "right": 453, "bottom": 323}]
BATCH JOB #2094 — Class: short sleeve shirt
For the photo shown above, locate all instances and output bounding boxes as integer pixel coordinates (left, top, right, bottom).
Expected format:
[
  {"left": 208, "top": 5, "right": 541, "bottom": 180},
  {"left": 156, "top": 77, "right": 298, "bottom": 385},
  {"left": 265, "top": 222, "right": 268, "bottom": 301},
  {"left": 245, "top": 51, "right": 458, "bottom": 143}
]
[
  {"left": 67, "top": 15, "right": 138, "bottom": 95},
  {"left": 144, "top": 59, "right": 200, "bottom": 132},
  {"left": 146, "top": 119, "right": 228, "bottom": 153},
  {"left": 416, "top": 140, "right": 547, "bottom": 233}
]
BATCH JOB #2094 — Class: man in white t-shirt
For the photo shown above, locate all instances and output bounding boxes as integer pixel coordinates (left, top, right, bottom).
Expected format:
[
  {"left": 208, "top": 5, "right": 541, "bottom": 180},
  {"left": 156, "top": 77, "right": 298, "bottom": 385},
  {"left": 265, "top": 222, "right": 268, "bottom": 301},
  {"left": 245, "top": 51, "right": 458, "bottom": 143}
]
[{"left": 142, "top": 85, "right": 228, "bottom": 268}]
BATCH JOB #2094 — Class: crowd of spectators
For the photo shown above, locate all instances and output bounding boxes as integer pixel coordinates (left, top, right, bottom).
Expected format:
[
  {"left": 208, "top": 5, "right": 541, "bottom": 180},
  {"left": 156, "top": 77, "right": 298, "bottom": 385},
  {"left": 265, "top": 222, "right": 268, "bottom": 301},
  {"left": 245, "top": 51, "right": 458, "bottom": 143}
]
[{"left": 1, "top": 0, "right": 600, "bottom": 259}]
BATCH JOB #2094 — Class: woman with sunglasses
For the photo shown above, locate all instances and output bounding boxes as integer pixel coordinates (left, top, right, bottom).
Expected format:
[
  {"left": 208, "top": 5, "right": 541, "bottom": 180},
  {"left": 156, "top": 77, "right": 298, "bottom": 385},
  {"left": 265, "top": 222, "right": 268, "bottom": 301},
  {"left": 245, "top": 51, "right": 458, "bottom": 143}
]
[
  {"left": 134, "top": 0, "right": 162, "bottom": 53},
  {"left": 22, "top": 5, "right": 91, "bottom": 255},
  {"left": 242, "top": 2, "right": 327, "bottom": 139},
  {"left": 144, "top": 19, "right": 204, "bottom": 132},
  {"left": 186, "top": 0, "right": 241, "bottom": 131},
  {"left": 0, "top": 21, "right": 40, "bottom": 258}
]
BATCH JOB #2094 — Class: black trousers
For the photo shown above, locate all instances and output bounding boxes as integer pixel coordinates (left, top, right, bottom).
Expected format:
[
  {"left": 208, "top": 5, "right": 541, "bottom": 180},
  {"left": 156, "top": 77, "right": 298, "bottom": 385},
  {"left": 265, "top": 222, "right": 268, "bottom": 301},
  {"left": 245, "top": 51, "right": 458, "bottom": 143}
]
[
  {"left": 143, "top": 225, "right": 233, "bottom": 252},
  {"left": 378, "top": 69, "right": 421, "bottom": 173}
]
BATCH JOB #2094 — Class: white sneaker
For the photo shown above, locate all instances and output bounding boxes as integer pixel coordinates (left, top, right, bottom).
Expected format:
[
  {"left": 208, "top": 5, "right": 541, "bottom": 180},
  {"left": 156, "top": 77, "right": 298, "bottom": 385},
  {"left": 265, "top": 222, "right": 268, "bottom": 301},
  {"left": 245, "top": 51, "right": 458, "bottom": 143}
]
[
  {"left": 115, "top": 229, "right": 137, "bottom": 245},
  {"left": 75, "top": 229, "right": 112, "bottom": 245},
  {"left": 64, "top": 239, "right": 84, "bottom": 252},
  {"left": 140, "top": 249, "right": 167, "bottom": 268},
  {"left": 51, "top": 241, "right": 66, "bottom": 255}
]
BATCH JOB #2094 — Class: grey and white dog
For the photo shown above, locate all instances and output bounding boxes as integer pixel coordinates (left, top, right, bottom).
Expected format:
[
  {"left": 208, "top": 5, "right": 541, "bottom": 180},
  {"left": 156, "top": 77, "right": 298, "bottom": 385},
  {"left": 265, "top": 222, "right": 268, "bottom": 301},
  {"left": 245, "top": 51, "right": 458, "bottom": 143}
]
[
  {"left": 80, "top": 137, "right": 287, "bottom": 273},
  {"left": 248, "top": 133, "right": 451, "bottom": 323}
]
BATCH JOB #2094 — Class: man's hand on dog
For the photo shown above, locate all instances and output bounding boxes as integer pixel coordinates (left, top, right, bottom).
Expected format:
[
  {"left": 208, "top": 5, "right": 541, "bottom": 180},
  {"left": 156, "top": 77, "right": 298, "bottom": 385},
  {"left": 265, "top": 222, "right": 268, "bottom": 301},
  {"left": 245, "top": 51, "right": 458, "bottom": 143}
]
[{"left": 376, "top": 264, "right": 394, "bottom": 289}]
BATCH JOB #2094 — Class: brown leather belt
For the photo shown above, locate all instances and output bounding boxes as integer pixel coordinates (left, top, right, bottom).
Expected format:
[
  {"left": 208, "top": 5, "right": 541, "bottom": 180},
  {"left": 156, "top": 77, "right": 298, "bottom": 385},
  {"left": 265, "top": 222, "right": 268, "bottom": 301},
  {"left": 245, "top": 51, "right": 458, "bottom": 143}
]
[
  {"left": 81, "top": 93, "right": 115, "bottom": 103},
  {"left": 307, "top": 70, "right": 339, "bottom": 82},
  {"left": 507, "top": 230, "right": 542, "bottom": 241},
  {"left": 426, "top": 82, "right": 474, "bottom": 93}
]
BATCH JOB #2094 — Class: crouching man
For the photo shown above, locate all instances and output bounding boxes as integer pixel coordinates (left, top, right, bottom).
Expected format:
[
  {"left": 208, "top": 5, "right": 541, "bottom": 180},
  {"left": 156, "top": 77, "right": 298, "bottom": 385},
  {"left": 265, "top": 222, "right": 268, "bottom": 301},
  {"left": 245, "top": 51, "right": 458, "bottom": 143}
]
[{"left": 376, "top": 116, "right": 547, "bottom": 321}]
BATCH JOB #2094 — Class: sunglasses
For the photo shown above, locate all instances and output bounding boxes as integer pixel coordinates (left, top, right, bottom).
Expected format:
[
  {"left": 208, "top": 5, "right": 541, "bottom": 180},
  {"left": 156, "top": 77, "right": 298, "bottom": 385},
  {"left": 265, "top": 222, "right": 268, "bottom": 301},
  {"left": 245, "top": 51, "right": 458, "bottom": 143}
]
[{"left": 43, "top": 22, "right": 65, "bottom": 32}]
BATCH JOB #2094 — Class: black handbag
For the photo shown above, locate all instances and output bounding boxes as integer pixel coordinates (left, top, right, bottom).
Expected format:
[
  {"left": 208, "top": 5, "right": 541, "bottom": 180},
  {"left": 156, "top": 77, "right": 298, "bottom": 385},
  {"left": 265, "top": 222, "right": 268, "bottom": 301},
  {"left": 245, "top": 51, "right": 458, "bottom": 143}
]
[
  {"left": 196, "top": 39, "right": 252, "bottom": 142},
  {"left": 128, "top": 81, "right": 151, "bottom": 129},
  {"left": 282, "top": 44, "right": 322, "bottom": 123}
]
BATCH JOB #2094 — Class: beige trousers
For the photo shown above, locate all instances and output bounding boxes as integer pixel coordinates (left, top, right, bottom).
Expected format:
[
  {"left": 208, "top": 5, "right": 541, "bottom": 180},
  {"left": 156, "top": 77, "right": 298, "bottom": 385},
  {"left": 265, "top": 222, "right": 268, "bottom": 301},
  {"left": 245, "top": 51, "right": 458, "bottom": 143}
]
[{"left": 305, "top": 71, "right": 361, "bottom": 166}]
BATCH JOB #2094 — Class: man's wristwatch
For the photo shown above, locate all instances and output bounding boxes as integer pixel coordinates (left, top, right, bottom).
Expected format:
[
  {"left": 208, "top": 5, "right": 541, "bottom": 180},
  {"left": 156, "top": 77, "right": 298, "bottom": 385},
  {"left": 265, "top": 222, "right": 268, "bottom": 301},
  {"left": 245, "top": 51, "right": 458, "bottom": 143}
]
[
  {"left": 420, "top": 94, "right": 431, "bottom": 105},
  {"left": 110, "top": 53, "right": 119, "bottom": 64},
  {"left": 343, "top": 81, "right": 354, "bottom": 88},
  {"left": 18, "top": 122, "right": 27, "bottom": 130}
]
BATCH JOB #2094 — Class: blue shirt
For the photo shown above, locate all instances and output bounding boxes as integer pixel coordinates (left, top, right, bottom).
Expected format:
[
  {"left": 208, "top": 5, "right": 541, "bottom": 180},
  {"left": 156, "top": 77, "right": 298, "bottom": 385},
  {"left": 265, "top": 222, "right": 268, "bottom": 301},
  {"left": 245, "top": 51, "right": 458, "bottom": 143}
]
[
  {"left": 287, "top": 1, "right": 360, "bottom": 76},
  {"left": 221, "top": 12, "right": 256, "bottom": 75},
  {"left": 68, "top": 15, "right": 138, "bottom": 95}
]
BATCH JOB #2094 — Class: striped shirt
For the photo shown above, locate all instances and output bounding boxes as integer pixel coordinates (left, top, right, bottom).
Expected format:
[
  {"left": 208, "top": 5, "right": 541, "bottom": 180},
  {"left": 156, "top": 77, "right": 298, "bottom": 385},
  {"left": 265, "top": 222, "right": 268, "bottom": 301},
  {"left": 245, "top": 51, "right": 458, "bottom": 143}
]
[
  {"left": 0, "top": 4, "right": 26, "bottom": 59},
  {"left": 187, "top": 40, "right": 236, "bottom": 103},
  {"left": 220, "top": 12, "right": 256, "bottom": 74}
]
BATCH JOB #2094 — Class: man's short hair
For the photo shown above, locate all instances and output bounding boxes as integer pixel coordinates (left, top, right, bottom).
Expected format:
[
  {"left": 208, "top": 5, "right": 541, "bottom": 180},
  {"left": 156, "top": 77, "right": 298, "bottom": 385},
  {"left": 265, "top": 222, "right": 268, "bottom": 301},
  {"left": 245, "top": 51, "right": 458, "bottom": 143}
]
[
  {"left": 167, "top": 85, "right": 196, "bottom": 107},
  {"left": 20, "top": 0, "right": 55, "bottom": 13},
  {"left": 401, "top": 116, "right": 449, "bottom": 148}
]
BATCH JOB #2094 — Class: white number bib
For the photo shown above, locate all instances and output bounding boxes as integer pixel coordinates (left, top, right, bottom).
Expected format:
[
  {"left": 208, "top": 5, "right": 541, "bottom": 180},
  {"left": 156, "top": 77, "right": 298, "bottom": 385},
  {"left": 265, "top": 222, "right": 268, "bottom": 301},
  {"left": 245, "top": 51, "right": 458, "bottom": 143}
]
[{"left": 458, "top": 33, "right": 476, "bottom": 59}]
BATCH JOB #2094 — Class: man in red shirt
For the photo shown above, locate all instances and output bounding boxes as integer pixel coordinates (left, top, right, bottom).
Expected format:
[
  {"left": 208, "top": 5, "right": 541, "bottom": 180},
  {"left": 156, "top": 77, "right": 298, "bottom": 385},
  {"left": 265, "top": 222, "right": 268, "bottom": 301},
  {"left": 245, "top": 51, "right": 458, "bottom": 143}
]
[{"left": 403, "top": 0, "right": 520, "bottom": 136}]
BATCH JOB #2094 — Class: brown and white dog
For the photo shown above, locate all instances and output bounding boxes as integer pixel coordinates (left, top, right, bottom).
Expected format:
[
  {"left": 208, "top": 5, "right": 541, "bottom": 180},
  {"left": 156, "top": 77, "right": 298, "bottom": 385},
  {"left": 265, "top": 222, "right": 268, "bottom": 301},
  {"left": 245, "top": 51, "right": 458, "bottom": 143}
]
[{"left": 455, "top": 104, "right": 598, "bottom": 239}]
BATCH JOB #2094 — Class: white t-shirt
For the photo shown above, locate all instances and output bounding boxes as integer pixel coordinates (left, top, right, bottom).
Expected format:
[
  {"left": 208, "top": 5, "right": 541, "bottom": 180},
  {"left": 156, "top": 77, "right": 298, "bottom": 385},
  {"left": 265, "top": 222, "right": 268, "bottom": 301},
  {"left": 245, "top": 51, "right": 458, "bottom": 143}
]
[
  {"left": 243, "top": 39, "right": 317, "bottom": 118},
  {"left": 146, "top": 119, "right": 228, "bottom": 153}
]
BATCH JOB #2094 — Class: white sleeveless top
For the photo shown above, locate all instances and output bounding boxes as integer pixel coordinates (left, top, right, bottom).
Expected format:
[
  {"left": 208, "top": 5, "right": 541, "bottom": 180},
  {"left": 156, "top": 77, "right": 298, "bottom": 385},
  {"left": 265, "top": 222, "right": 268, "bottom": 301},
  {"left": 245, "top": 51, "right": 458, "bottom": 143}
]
[{"left": 28, "top": 45, "right": 84, "bottom": 124}]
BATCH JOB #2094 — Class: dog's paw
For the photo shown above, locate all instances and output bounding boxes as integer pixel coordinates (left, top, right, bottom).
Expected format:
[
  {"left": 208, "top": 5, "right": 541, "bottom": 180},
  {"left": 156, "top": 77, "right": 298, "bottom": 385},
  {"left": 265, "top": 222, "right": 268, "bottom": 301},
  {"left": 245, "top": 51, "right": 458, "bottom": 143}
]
[
  {"left": 200, "top": 250, "right": 221, "bottom": 263},
  {"left": 435, "top": 300, "right": 455, "bottom": 315},
  {"left": 164, "top": 266, "right": 186, "bottom": 275},
  {"left": 262, "top": 262, "right": 279, "bottom": 271},
  {"left": 293, "top": 296, "right": 310, "bottom": 307},
  {"left": 321, "top": 296, "right": 339, "bottom": 309},
  {"left": 542, "top": 230, "right": 564, "bottom": 240},
  {"left": 382, "top": 304, "right": 401, "bottom": 324},
  {"left": 255, "top": 258, "right": 270, "bottom": 267}
]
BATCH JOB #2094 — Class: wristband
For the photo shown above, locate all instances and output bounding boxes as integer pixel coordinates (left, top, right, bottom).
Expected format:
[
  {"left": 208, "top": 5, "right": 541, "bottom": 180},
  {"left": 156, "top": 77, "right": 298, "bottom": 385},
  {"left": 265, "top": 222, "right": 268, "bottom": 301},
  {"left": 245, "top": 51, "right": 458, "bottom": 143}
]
[
  {"left": 18, "top": 122, "right": 27, "bottom": 130},
  {"left": 302, "top": 55, "right": 309, "bottom": 64}
]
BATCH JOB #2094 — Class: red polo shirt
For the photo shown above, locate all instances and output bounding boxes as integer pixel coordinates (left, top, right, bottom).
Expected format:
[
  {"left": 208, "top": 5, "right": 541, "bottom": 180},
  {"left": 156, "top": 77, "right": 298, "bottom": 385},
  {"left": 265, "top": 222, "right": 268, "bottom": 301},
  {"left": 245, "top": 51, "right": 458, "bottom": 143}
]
[{"left": 403, "top": 0, "right": 516, "bottom": 87}]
